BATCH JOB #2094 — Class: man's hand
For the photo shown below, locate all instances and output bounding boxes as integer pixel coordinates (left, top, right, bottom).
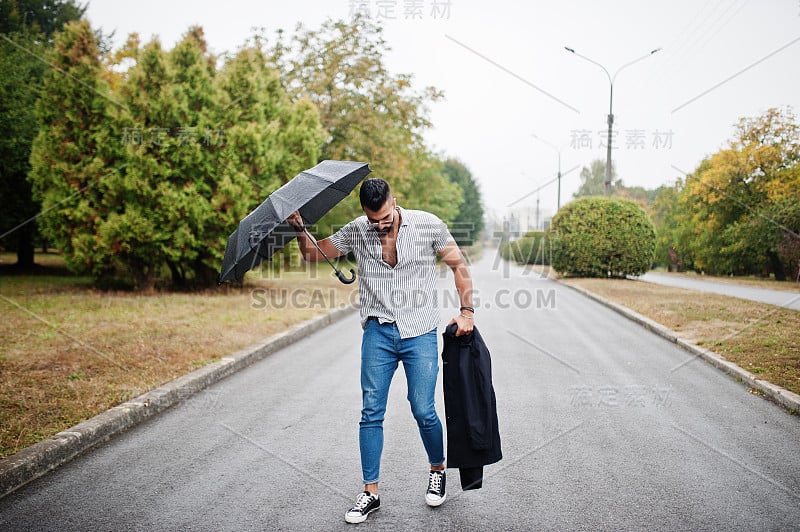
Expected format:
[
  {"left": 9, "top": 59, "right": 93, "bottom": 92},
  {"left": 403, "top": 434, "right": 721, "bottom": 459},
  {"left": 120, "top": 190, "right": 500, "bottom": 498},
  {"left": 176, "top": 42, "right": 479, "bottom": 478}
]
[
  {"left": 286, "top": 213, "right": 344, "bottom": 264},
  {"left": 287, "top": 211, "right": 304, "bottom": 232},
  {"left": 449, "top": 312, "right": 474, "bottom": 337}
]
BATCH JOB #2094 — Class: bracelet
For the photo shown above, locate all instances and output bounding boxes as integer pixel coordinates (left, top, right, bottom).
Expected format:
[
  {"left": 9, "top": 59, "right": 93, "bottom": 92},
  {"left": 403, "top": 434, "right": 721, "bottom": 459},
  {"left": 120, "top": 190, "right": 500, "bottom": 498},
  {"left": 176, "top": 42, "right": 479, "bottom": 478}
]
[
  {"left": 460, "top": 314, "right": 473, "bottom": 319},
  {"left": 459, "top": 306, "right": 475, "bottom": 313}
]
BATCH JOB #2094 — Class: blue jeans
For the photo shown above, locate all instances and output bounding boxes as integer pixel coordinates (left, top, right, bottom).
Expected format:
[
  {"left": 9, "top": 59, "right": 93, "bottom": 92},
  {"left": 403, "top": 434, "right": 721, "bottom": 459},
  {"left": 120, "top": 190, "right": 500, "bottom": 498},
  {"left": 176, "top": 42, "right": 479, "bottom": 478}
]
[{"left": 359, "top": 319, "right": 445, "bottom": 484}]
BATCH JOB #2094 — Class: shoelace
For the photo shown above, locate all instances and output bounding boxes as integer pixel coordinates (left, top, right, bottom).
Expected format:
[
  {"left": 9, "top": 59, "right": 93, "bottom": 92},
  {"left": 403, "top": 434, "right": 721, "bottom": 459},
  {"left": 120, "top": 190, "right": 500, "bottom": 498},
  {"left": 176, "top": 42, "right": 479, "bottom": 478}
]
[
  {"left": 428, "top": 472, "right": 442, "bottom": 493},
  {"left": 352, "top": 492, "right": 375, "bottom": 510}
]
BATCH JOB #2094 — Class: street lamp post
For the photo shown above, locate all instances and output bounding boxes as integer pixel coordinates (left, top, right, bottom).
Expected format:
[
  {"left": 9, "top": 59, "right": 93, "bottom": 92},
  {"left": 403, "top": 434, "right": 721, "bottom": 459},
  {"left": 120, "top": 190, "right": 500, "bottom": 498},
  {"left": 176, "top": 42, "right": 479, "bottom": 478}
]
[
  {"left": 564, "top": 46, "right": 661, "bottom": 195},
  {"left": 531, "top": 133, "right": 564, "bottom": 210}
]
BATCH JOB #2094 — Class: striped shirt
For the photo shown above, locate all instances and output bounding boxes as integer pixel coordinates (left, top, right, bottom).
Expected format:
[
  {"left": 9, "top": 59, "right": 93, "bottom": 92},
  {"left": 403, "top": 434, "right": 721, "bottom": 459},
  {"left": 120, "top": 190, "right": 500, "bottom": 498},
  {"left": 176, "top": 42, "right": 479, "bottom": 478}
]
[{"left": 329, "top": 207, "right": 455, "bottom": 339}]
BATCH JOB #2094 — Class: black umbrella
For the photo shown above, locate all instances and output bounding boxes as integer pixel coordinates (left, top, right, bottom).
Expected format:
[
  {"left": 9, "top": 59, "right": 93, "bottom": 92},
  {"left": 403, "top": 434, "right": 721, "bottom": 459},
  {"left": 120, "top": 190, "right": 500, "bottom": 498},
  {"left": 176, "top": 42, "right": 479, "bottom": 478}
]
[{"left": 217, "top": 160, "right": 371, "bottom": 285}]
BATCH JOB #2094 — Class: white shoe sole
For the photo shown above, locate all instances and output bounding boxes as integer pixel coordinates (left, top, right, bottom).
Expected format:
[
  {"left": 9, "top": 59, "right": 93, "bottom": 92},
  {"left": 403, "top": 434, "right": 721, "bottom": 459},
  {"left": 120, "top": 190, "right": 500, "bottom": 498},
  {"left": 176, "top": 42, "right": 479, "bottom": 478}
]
[
  {"left": 425, "top": 493, "right": 447, "bottom": 507},
  {"left": 345, "top": 507, "right": 378, "bottom": 524}
]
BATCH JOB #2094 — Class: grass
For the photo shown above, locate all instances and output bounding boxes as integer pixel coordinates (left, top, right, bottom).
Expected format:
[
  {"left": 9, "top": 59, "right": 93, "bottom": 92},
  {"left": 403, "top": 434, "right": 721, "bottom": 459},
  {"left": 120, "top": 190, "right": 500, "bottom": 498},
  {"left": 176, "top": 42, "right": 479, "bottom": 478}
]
[
  {"left": 649, "top": 269, "right": 800, "bottom": 293},
  {"left": 563, "top": 278, "right": 800, "bottom": 397},
  {"left": 0, "top": 253, "right": 356, "bottom": 458}
]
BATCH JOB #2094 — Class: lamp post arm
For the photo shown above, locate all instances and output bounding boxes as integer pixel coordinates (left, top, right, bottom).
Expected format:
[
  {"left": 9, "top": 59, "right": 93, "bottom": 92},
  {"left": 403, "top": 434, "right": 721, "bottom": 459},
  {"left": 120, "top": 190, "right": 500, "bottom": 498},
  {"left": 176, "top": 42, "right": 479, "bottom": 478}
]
[
  {"left": 565, "top": 48, "right": 612, "bottom": 86},
  {"left": 565, "top": 47, "right": 612, "bottom": 114},
  {"left": 612, "top": 48, "right": 662, "bottom": 85},
  {"left": 531, "top": 133, "right": 560, "bottom": 154},
  {"left": 565, "top": 46, "right": 661, "bottom": 195},
  {"left": 609, "top": 47, "right": 661, "bottom": 116}
]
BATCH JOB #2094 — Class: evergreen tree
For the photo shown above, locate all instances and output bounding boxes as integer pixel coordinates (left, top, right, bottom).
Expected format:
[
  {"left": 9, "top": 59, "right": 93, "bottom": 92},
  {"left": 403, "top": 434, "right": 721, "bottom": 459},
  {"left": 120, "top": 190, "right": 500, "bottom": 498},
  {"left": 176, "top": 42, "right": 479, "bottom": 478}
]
[
  {"left": 573, "top": 159, "right": 619, "bottom": 198},
  {"left": 29, "top": 22, "right": 325, "bottom": 290},
  {"left": 0, "top": 0, "right": 84, "bottom": 36},
  {"left": 28, "top": 19, "right": 119, "bottom": 277},
  {"left": 441, "top": 158, "right": 484, "bottom": 246},
  {"left": 0, "top": 0, "right": 83, "bottom": 267}
]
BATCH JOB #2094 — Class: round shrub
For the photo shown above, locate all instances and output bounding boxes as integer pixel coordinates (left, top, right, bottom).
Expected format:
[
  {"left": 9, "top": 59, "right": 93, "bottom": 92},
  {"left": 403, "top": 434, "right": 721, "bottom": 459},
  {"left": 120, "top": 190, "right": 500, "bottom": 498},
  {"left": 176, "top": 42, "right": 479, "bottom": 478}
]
[{"left": 549, "top": 197, "right": 655, "bottom": 277}]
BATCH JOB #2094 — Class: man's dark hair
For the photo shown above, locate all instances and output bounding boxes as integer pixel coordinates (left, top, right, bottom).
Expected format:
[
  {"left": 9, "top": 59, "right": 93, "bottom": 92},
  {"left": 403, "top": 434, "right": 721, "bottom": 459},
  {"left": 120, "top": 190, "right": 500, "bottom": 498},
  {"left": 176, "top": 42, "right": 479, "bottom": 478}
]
[{"left": 359, "top": 178, "right": 391, "bottom": 211}]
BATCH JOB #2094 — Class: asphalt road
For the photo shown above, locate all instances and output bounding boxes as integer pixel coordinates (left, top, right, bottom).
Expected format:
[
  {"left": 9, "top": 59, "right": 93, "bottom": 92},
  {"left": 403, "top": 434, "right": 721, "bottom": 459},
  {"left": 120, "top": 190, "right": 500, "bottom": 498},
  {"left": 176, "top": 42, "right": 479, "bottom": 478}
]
[
  {"left": 640, "top": 272, "right": 800, "bottom": 310},
  {"left": 2, "top": 253, "right": 800, "bottom": 531}
]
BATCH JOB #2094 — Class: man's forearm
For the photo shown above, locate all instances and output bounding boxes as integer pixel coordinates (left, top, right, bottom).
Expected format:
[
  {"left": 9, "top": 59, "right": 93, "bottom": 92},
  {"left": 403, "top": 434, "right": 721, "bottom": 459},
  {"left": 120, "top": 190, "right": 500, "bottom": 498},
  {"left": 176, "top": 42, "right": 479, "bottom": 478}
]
[
  {"left": 288, "top": 211, "right": 343, "bottom": 263},
  {"left": 295, "top": 229, "right": 320, "bottom": 262},
  {"left": 453, "top": 264, "right": 474, "bottom": 310},
  {"left": 452, "top": 260, "right": 475, "bottom": 335},
  {"left": 440, "top": 242, "right": 474, "bottom": 311}
]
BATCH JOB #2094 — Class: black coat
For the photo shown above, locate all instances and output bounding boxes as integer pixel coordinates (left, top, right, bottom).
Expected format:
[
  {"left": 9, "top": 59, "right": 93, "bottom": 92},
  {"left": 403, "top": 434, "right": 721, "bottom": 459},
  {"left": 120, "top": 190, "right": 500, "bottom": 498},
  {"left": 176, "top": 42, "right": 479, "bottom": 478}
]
[{"left": 442, "top": 324, "right": 502, "bottom": 490}]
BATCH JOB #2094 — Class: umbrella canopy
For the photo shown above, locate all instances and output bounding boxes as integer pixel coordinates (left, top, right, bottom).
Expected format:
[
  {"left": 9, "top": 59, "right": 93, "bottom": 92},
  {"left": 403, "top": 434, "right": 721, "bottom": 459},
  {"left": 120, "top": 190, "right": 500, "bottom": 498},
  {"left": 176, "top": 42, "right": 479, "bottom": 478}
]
[{"left": 218, "top": 160, "right": 371, "bottom": 284}]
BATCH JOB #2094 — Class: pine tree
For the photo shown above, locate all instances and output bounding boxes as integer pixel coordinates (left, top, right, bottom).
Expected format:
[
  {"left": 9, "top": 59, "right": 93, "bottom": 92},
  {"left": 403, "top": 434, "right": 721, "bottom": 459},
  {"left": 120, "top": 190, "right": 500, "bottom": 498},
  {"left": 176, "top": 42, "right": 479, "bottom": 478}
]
[
  {"left": 441, "top": 158, "right": 484, "bottom": 246},
  {"left": 30, "top": 22, "right": 326, "bottom": 290},
  {"left": 0, "top": 0, "right": 84, "bottom": 267},
  {"left": 28, "top": 19, "right": 119, "bottom": 276}
]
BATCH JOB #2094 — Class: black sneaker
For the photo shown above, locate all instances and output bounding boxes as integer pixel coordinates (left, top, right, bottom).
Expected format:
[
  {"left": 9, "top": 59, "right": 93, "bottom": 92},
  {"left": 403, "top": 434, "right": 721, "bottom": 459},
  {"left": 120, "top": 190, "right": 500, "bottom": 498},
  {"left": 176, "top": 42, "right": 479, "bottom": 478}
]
[
  {"left": 345, "top": 491, "right": 380, "bottom": 524},
  {"left": 425, "top": 470, "right": 446, "bottom": 507}
]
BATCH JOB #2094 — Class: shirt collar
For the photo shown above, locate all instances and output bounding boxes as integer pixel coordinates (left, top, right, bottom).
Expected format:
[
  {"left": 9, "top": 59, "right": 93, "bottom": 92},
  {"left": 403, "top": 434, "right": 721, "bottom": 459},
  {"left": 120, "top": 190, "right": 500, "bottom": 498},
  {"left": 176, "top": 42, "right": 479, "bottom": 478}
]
[{"left": 396, "top": 206, "right": 409, "bottom": 227}]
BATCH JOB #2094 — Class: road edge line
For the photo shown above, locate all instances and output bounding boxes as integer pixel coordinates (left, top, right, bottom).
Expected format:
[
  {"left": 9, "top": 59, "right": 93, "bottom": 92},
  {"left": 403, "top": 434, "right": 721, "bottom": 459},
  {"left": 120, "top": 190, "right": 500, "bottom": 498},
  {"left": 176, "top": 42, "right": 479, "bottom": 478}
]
[
  {"left": 558, "top": 281, "right": 800, "bottom": 413},
  {"left": 0, "top": 304, "right": 357, "bottom": 499}
]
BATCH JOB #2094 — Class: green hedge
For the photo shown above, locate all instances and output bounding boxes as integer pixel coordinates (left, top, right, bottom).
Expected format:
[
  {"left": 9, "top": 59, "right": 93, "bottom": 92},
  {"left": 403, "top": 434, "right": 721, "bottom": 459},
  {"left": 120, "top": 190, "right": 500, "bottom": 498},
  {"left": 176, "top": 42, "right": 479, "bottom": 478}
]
[
  {"left": 549, "top": 197, "right": 655, "bottom": 277},
  {"left": 500, "top": 231, "right": 550, "bottom": 265}
]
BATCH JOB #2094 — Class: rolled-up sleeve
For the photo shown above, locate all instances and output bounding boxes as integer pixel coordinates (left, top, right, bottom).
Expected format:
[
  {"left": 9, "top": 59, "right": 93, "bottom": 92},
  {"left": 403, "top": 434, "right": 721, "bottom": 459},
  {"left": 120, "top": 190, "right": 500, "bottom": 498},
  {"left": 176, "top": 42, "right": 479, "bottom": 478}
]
[{"left": 431, "top": 215, "right": 455, "bottom": 252}]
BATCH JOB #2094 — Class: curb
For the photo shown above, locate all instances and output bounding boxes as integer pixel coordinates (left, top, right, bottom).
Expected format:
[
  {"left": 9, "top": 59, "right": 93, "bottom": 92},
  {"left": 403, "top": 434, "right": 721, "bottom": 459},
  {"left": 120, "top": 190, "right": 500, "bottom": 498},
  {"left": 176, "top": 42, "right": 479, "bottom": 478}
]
[
  {"left": 558, "top": 281, "right": 800, "bottom": 413},
  {"left": 0, "top": 304, "right": 357, "bottom": 499}
]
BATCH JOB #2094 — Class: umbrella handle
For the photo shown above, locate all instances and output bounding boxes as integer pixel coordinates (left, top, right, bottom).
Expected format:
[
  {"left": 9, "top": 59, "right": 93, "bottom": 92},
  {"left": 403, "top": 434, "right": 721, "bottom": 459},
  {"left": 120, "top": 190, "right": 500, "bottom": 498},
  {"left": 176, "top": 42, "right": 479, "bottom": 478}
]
[{"left": 336, "top": 268, "right": 357, "bottom": 284}]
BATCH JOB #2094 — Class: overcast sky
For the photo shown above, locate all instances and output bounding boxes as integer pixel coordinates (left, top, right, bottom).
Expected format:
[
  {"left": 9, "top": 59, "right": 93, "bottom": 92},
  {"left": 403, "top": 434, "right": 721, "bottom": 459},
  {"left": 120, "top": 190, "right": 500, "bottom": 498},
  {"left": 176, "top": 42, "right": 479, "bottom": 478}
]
[{"left": 85, "top": 0, "right": 800, "bottom": 225}]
